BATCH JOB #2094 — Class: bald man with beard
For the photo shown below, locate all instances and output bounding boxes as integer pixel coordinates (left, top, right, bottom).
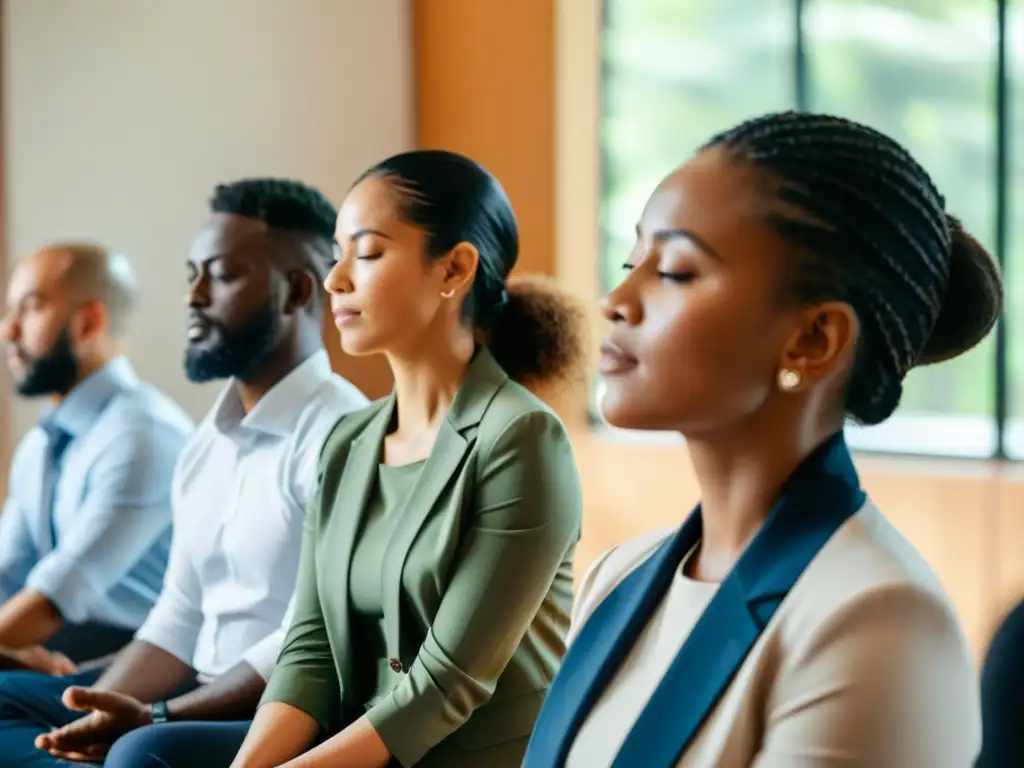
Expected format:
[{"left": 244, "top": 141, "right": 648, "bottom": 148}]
[{"left": 0, "top": 243, "right": 192, "bottom": 674}]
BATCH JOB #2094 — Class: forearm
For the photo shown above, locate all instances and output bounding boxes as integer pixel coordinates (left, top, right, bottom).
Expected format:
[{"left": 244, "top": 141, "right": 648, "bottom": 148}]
[
  {"left": 94, "top": 640, "right": 194, "bottom": 702},
  {"left": 282, "top": 715, "right": 390, "bottom": 768},
  {"left": 165, "top": 661, "right": 267, "bottom": 722},
  {"left": 231, "top": 702, "right": 320, "bottom": 768},
  {"left": 0, "top": 589, "right": 63, "bottom": 647},
  {"left": 0, "top": 646, "right": 34, "bottom": 670}
]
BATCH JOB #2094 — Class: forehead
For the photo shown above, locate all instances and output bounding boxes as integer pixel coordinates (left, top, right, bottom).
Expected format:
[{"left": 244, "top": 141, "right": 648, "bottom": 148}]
[
  {"left": 7, "top": 248, "right": 71, "bottom": 303},
  {"left": 336, "top": 176, "right": 411, "bottom": 238},
  {"left": 642, "top": 149, "right": 773, "bottom": 245},
  {"left": 190, "top": 213, "right": 269, "bottom": 262}
]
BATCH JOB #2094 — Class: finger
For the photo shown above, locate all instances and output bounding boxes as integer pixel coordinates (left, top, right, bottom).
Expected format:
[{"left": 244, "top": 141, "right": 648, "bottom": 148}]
[
  {"left": 34, "top": 731, "right": 55, "bottom": 750},
  {"left": 62, "top": 686, "right": 113, "bottom": 712},
  {"left": 48, "top": 747, "right": 107, "bottom": 762},
  {"left": 44, "top": 714, "right": 102, "bottom": 751},
  {"left": 53, "top": 653, "right": 77, "bottom": 676}
]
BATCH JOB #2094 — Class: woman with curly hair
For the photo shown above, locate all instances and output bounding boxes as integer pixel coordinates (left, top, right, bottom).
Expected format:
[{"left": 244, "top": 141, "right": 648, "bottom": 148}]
[{"left": 231, "top": 150, "right": 588, "bottom": 768}]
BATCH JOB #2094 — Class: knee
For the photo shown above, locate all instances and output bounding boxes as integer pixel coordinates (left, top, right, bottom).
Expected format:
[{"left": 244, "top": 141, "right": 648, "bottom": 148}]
[
  {"left": 0, "top": 672, "right": 49, "bottom": 719},
  {"left": 105, "top": 724, "right": 179, "bottom": 768}
]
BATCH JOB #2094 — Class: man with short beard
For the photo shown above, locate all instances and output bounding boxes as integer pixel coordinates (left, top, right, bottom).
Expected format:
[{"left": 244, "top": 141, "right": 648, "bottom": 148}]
[
  {"left": 0, "top": 179, "right": 369, "bottom": 766},
  {"left": 0, "top": 243, "right": 192, "bottom": 673}
]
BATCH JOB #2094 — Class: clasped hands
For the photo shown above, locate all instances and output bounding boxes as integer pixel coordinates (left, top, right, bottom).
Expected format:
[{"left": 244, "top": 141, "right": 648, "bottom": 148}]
[{"left": 35, "top": 687, "right": 152, "bottom": 762}]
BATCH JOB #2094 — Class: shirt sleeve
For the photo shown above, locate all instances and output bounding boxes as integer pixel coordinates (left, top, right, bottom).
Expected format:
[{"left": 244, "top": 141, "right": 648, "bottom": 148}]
[
  {"left": 365, "top": 410, "right": 583, "bottom": 767},
  {"left": 751, "top": 582, "right": 981, "bottom": 768},
  {"left": 133, "top": 454, "right": 204, "bottom": 665},
  {"left": 241, "top": 594, "right": 296, "bottom": 682},
  {"left": 25, "top": 424, "right": 181, "bottom": 624},
  {"left": 260, "top": 483, "right": 341, "bottom": 732},
  {"left": 0, "top": 497, "right": 36, "bottom": 604}
]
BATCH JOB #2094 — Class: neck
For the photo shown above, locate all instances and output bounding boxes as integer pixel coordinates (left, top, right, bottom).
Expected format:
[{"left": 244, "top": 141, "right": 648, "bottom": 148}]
[
  {"left": 386, "top": 326, "right": 475, "bottom": 435},
  {"left": 236, "top": 327, "right": 321, "bottom": 413},
  {"left": 48, "top": 351, "right": 116, "bottom": 407},
  {"left": 685, "top": 411, "right": 841, "bottom": 581}
]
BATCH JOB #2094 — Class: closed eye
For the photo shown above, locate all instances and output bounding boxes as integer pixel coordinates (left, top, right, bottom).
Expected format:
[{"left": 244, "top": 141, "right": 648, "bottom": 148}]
[
  {"left": 621, "top": 263, "right": 695, "bottom": 282},
  {"left": 658, "top": 271, "right": 695, "bottom": 282},
  {"left": 357, "top": 252, "right": 383, "bottom": 261}
]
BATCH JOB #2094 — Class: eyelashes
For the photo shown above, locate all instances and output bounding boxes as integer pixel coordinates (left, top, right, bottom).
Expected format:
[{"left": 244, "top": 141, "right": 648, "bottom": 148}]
[{"left": 620, "top": 262, "right": 696, "bottom": 282}]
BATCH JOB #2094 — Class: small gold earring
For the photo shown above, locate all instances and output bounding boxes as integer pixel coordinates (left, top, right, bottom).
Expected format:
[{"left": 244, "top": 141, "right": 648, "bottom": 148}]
[
  {"left": 778, "top": 369, "right": 801, "bottom": 391},
  {"left": 440, "top": 289, "right": 455, "bottom": 299}
]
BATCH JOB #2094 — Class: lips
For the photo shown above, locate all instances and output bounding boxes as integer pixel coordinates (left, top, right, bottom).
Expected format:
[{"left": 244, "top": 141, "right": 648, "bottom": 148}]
[
  {"left": 597, "top": 338, "right": 639, "bottom": 375},
  {"left": 332, "top": 308, "right": 361, "bottom": 327},
  {"left": 186, "top": 316, "right": 214, "bottom": 342}
]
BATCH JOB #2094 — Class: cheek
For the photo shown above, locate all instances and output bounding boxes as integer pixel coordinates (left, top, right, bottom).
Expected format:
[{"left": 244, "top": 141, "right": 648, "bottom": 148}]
[
  {"left": 341, "top": 262, "right": 438, "bottom": 353},
  {"left": 21, "top": 313, "right": 60, "bottom": 352},
  {"left": 603, "top": 287, "right": 781, "bottom": 432}
]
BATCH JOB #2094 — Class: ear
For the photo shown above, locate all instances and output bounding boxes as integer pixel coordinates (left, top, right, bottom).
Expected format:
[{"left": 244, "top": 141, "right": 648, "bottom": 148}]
[
  {"left": 70, "top": 299, "right": 108, "bottom": 344},
  {"left": 776, "top": 301, "right": 858, "bottom": 390},
  {"left": 438, "top": 242, "right": 479, "bottom": 298},
  {"left": 283, "top": 270, "right": 316, "bottom": 315}
]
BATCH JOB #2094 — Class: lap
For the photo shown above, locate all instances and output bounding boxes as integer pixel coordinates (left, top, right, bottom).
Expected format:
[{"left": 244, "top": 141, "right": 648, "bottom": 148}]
[
  {"left": 105, "top": 720, "right": 252, "bottom": 768},
  {"left": 0, "top": 669, "right": 103, "bottom": 768},
  {"left": 0, "top": 669, "right": 102, "bottom": 724}
]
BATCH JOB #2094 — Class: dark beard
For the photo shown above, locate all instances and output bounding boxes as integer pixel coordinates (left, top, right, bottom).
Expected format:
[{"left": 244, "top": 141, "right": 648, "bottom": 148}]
[
  {"left": 14, "top": 328, "right": 80, "bottom": 397},
  {"left": 184, "top": 304, "right": 280, "bottom": 383}
]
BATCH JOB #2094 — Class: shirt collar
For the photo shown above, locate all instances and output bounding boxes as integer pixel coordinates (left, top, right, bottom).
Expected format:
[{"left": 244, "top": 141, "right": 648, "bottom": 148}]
[
  {"left": 41, "top": 357, "right": 137, "bottom": 438},
  {"left": 211, "top": 349, "right": 334, "bottom": 439}
]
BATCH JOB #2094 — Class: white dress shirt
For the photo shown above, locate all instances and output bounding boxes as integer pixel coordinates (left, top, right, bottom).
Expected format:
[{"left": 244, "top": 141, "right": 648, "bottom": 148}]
[{"left": 135, "top": 350, "right": 368, "bottom": 680}]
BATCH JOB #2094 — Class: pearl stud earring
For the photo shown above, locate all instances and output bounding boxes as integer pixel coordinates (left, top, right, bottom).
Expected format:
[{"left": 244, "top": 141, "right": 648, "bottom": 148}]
[{"left": 777, "top": 369, "right": 801, "bottom": 391}]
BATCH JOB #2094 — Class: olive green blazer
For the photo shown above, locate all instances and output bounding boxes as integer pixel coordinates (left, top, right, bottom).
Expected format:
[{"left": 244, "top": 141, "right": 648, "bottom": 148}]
[{"left": 261, "top": 347, "right": 583, "bottom": 767}]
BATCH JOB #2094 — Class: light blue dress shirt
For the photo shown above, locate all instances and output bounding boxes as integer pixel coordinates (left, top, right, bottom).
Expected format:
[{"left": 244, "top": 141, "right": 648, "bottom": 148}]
[{"left": 0, "top": 357, "right": 193, "bottom": 629}]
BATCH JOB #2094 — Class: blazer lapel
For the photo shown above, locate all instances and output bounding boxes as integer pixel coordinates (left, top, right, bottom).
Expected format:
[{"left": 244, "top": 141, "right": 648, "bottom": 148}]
[
  {"left": 380, "top": 347, "right": 508, "bottom": 662},
  {"left": 328, "top": 398, "right": 391, "bottom": 683},
  {"left": 522, "top": 512, "right": 702, "bottom": 767},
  {"left": 524, "top": 432, "right": 865, "bottom": 768},
  {"left": 381, "top": 419, "right": 468, "bottom": 659}
]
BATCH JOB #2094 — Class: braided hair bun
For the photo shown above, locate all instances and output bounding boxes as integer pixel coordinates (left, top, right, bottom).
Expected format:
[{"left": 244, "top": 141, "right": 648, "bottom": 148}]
[
  {"left": 706, "top": 111, "right": 1004, "bottom": 425},
  {"left": 918, "top": 215, "right": 1002, "bottom": 365}
]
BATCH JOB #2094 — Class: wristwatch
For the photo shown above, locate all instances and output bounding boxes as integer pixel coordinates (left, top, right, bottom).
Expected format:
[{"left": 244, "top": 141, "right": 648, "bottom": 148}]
[{"left": 150, "top": 701, "right": 170, "bottom": 725}]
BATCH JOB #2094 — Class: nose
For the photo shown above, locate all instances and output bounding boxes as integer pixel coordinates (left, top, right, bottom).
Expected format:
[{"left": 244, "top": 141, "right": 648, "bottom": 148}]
[
  {"left": 0, "top": 312, "right": 18, "bottom": 344},
  {"left": 185, "top": 274, "right": 211, "bottom": 309},
  {"left": 323, "top": 258, "right": 351, "bottom": 296},
  {"left": 600, "top": 284, "right": 642, "bottom": 326}
]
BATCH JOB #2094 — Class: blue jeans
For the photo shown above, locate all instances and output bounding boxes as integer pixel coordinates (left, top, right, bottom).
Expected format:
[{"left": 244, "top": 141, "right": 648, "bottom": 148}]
[
  {"left": 0, "top": 668, "right": 103, "bottom": 767},
  {"left": 103, "top": 720, "right": 251, "bottom": 767}
]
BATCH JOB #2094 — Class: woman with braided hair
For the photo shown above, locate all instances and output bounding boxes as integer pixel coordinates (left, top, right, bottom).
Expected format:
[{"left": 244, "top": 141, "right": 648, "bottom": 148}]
[{"left": 523, "top": 111, "right": 1001, "bottom": 768}]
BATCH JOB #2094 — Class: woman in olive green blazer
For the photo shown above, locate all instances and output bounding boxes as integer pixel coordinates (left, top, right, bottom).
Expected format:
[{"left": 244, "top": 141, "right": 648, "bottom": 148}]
[{"left": 230, "top": 151, "right": 585, "bottom": 768}]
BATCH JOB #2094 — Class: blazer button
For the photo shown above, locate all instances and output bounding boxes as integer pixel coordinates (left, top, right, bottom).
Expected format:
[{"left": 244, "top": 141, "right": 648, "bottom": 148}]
[{"left": 389, "top": 657, "right": 403, "bottom": 673}]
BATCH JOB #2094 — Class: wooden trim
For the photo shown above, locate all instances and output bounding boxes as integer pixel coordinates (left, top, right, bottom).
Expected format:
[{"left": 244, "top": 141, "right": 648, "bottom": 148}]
[{"left": 554, "top": 0, "right": 603, "bottom": 369}]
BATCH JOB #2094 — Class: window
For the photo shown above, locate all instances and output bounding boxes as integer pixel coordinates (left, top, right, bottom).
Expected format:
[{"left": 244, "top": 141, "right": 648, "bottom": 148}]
[
  {"left": 599, "top": 0, "right": 1017, "bottom": 459},
  {"left": 602, "top": 1, "right": 795, "bottom": 293}
]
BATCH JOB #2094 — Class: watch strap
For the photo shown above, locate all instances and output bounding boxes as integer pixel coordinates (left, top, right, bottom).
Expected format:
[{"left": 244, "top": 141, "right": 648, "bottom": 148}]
[{"left": 150, "top": 700, "right": 169, "bottom": 724}]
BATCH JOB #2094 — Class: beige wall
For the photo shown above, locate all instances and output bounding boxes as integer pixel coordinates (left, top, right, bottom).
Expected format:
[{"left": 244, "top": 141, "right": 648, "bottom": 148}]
[{"left": 2, "top": 0, "right": 413, "bottom": 439}]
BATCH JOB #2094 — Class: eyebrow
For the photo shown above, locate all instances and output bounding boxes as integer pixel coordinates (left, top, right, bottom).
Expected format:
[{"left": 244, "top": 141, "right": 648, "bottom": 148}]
[
  {"left": 187, "top": 253, "right": 229, "bottom": 267},
  {"left": 637, "top": 226, "right": 721, "bottom": 261},
  {"left": 344, "top": 228, "right": 394, "bottom": 242}
]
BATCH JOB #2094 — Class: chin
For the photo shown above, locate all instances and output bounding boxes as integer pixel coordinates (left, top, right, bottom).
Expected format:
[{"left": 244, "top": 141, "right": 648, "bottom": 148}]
[
  {"left": 598, "top": 378, "right": 678, "bottom": 433},
  {"left": 337, "top": 331, "right": 380, "bottom": 358},
  {"left": 599, "top": 380, "right": 647, "bottom": 431}
]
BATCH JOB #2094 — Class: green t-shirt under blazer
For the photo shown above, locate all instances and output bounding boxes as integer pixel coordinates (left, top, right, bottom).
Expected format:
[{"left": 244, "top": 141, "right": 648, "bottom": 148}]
[{"left": 261, "top": 346, "right": 584, "bottom": 768}]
